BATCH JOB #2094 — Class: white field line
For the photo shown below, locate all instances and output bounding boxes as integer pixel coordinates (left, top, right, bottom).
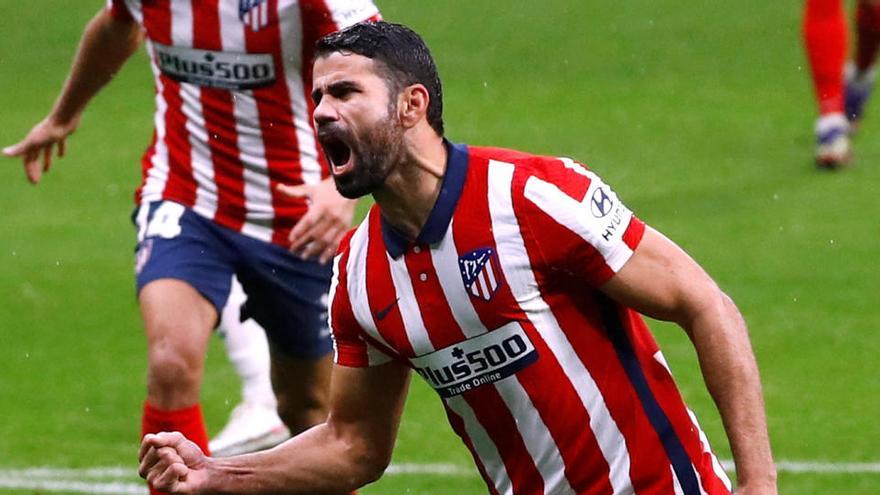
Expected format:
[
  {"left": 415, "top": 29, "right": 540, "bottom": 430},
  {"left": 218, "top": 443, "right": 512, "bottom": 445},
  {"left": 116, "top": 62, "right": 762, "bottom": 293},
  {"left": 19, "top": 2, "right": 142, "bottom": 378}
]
[{"left": 0, "top": 460, "right": 878, "bottom": 494}]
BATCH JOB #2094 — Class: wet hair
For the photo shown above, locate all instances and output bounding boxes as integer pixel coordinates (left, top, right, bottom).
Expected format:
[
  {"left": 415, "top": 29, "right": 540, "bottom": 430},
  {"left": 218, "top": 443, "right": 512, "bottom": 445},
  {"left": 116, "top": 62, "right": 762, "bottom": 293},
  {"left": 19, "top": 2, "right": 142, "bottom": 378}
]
[{"left": 315, "top": 21, "right": 444, "bottom": 136}]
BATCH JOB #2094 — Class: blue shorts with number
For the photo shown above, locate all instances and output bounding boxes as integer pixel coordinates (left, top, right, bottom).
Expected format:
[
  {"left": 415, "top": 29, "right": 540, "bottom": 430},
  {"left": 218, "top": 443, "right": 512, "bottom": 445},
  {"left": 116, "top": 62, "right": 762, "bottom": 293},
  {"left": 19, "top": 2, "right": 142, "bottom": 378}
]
[{"left": 133, "top": 201, "right": 332, "bottom": 359}]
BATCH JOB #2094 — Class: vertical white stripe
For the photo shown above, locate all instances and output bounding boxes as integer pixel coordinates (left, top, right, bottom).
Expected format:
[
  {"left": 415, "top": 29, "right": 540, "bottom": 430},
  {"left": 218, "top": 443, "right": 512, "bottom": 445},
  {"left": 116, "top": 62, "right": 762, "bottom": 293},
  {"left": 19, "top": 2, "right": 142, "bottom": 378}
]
[
  {"left": 260, "top": 1, "right": 269, "bottom": 28},
  {"left": 493, "top": 379, "right": 576, "bottom": 495},
  {"left": 169, "top": 1, "right": 218, "bottom": 219},
  {"left": 431, "top": 224, "right": 487, "bottom": 339},
  {"left": 122, "top": 0, "right": 144, "bottom": 24},
  {"left": 277, "top": 0, "right": 322, "bottom": 185},
  {"left": 250, "top": 8, "right": 260, "bottom": 31},
  {"left": 485, "top": 260, "right": 498, "bottom": 291},
  {"left": 476, "top": 272, "right": 490, "bottom": 300},
  {"left": 329, "top": 252, "right": 344, "bottom": 363},
  {"left": 523, "top": 176, "right": 634, "bottom": 273},
  {"left": 142, "top": 41, "right": 170, "bottom": 204},
  {"left": 219, "top": 2, "right": 274, "bottom": 241},
  {"left": 180, "top": 84, "right": 219, "bottom": 219},
  {"left": 487, "top": 160, "right": 634, "bottom": 494},
  {"left": 445, "top": 396, "right": 513, "bottom": 495},
  {"left": 387, "top": 254, "right": 434, "bottom": 355},
  {"left": 345, "top": 215, "right": 393, "bottom": 351}
]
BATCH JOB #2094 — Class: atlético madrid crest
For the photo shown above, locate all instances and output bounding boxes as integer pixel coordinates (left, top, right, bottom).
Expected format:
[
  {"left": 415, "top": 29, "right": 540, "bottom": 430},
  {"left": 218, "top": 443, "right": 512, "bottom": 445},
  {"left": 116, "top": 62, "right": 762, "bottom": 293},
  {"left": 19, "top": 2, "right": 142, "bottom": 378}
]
[
  {"left": 458, "top": 247, "right": 504, "bottom": 301},
  {"left": 239, "top": 0, "right": 269, "bottom": 31}
]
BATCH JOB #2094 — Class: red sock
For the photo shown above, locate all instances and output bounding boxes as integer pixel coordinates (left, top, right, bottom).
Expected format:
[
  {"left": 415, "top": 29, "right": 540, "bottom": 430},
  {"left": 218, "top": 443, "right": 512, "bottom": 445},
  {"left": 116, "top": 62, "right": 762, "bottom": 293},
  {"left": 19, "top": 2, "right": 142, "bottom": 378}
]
[
  {"left": 804, "top": 0, "right": 849, "bottom": 114},
  {"left": 141, "top": 402, "right": 211, "bottom": 495},
  {"left": 856, "top": 0, "right": 880, "bottom": 72}
]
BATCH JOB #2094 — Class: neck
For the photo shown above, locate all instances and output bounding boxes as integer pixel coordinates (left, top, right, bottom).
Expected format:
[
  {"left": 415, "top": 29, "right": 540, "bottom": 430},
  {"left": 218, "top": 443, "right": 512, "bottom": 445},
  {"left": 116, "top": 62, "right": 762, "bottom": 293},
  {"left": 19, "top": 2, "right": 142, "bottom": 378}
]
[{"left": 373, "top": 131, "right": 447, "bottom": 240}]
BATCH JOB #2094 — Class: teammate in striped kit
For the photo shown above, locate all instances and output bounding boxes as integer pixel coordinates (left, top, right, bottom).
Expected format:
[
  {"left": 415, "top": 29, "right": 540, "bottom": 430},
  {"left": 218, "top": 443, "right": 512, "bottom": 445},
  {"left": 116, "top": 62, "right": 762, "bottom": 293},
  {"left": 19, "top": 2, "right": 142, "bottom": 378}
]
[
  {"left": 4, "top": 1, "right": 380, "bottom": 491},
  {"left": 139, "top": 22, "right": 778, "bottom": 494}
]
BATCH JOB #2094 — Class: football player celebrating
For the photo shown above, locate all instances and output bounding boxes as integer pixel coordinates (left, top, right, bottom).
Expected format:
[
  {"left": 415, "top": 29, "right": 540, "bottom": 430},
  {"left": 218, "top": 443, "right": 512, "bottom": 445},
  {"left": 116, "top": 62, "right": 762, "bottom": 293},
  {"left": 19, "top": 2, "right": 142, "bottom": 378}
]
[{"left": 140, "top": 21, "right": 777, "bottom": 495}]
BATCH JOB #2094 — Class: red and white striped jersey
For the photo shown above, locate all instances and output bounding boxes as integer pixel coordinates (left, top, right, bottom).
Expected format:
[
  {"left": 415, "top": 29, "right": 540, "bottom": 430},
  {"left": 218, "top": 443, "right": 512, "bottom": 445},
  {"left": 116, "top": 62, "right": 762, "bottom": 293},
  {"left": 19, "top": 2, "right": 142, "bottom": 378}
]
[
  {"left": 107, "top": 0, "right": 380, "bottom": 245},
  {"left": 330, "top": 141, "right": 734, "bottom": 495}
]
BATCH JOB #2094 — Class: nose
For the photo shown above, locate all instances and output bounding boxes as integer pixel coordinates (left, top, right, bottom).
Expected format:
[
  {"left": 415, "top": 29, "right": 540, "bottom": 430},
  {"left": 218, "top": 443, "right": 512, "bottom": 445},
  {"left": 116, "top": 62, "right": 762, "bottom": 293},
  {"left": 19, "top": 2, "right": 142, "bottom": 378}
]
[{"left": 312, "top": 97, "right": 338, "bottom": 127}]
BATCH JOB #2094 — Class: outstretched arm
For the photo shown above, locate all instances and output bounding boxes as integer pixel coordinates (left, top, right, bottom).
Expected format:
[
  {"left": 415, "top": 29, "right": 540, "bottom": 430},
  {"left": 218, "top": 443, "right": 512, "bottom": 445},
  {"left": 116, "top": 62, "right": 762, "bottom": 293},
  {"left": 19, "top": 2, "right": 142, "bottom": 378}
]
[
  {"left": 601, "top": 227, "right": 776, "bottom": 494},
  {"left": 3, "top": 7, "right": 142, "bottom": 184},
  {"left": 139, "top": 361, "right": 412, "bottom": 494}
]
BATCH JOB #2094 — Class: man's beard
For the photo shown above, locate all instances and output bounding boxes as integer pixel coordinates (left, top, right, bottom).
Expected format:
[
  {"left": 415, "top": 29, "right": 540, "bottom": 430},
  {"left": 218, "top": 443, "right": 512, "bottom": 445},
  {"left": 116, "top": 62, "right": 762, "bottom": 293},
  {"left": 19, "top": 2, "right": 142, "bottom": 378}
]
[{"left": 330, "top": 112, "right": 406, "bottom": 199}]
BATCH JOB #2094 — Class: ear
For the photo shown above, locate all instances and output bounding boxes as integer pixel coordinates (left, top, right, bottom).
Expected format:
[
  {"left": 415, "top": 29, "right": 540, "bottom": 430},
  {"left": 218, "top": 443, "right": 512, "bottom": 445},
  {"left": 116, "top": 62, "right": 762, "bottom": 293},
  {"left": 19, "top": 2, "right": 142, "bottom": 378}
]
[{"left": 397, "top": 83, "right": 429, "bottom": 129}]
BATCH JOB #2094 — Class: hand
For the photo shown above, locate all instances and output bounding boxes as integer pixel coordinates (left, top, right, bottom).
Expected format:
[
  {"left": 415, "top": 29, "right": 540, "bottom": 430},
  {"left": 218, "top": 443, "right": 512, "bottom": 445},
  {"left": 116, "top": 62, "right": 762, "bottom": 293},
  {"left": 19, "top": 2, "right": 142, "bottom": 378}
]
[
  {"left": 280, "top": 178, "right": 357, "bottom": 264},
  {"left": 3, "top": 116, "right": 79, "bottom": 185},
  {"left": 138, "top": 432, "right": 210, "bottom": 495}
]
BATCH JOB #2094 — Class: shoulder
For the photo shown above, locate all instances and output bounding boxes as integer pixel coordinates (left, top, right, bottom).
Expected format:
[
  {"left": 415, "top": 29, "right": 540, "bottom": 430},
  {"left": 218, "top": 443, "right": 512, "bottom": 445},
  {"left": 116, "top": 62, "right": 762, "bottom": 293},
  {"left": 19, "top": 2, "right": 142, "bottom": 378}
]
[{"left": 467, "top": 145, "right": 596, "bottom": 203}]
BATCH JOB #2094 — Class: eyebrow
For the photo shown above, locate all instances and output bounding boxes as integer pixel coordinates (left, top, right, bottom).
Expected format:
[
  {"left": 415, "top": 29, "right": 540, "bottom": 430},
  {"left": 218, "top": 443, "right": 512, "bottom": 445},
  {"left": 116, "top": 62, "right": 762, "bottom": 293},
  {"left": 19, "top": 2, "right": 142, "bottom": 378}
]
[{"left": 311, "top": 80, "right": 361, "bottom": 104}]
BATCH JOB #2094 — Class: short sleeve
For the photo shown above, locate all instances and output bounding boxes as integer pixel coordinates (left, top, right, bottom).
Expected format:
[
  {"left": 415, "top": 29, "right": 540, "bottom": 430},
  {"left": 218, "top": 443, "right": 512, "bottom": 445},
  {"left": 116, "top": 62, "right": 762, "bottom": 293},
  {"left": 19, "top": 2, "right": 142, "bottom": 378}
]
[
  {"left": 516, "top": 157, "right": 645, "bottom": 287},
  {"left": 329, "top": 248, "right": 393, "bottom": 368}
]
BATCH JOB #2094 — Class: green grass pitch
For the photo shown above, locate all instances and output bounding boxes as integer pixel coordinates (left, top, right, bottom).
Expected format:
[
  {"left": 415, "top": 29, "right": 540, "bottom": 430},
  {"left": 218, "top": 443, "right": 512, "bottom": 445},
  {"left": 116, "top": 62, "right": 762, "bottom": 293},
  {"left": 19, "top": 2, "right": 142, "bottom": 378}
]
[{"left": 1, "top": 1, "right": 878, "bottom": 494}]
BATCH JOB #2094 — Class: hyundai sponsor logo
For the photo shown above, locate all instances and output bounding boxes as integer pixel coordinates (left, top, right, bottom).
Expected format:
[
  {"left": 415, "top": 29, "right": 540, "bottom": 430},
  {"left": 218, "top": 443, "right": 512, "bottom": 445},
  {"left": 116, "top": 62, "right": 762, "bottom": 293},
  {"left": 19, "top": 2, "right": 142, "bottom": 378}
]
[{"left": 590, "top": 186, "right": 614, "bottom": 218}]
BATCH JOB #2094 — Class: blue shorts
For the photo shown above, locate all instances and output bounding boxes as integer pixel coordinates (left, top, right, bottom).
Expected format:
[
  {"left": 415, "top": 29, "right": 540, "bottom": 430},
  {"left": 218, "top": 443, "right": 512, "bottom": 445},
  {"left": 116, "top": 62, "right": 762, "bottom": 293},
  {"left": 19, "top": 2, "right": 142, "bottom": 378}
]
[{"left": 133, "top": 201, "right": 332, "bottom": 359}]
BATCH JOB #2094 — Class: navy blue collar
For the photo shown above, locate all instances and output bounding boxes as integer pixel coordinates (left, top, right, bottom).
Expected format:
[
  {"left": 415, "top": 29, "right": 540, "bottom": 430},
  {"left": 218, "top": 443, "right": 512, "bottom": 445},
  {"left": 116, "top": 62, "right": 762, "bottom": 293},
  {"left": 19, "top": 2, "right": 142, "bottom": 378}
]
[{"left": 381, "top": 139, "right": 469, "bottom": 258}]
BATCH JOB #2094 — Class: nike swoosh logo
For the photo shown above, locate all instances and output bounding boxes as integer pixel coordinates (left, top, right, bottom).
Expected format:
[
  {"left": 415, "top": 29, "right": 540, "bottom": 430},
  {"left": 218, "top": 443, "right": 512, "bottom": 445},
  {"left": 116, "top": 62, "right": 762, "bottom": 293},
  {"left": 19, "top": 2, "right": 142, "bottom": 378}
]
[{"left": 375, "top": 298, "right": 400, "bottom": 321}]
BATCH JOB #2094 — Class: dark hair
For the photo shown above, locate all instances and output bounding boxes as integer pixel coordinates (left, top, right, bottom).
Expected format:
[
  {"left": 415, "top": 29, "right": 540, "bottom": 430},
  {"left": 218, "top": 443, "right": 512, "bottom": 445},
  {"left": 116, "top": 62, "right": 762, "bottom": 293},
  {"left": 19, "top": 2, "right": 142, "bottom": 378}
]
[{"left": 315, "top": 21, "right": 444, "bottom": 136}]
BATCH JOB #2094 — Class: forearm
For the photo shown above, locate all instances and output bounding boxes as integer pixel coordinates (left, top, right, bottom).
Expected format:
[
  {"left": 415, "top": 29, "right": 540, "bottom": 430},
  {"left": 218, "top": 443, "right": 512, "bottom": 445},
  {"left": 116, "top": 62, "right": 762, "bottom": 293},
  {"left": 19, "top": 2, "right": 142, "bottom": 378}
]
[
  {"left": 684, "top": 293, "right": 776, "bottom": 489},
  {"left": 49, "top": 10, "right": 141, "bottom": 126},
  {"left": 203, "top": 422, "right": 385, "bottom": 495}
]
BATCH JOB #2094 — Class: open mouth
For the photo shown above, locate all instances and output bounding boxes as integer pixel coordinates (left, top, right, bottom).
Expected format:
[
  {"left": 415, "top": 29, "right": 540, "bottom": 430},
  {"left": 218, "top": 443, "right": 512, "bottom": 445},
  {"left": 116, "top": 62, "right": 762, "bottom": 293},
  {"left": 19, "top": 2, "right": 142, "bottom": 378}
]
[{"left": 319, "top": 131, "right": 353, "bottom": 175}]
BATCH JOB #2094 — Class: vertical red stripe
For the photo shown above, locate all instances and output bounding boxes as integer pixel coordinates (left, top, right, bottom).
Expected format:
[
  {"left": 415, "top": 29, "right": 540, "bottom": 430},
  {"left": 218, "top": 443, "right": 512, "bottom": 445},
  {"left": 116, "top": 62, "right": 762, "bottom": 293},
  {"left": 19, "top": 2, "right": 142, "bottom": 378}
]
[
  {"left": 299, "top": 0, "right": 341, "bottom": 181},
  {"left": 462, "top": 387, "right": 543, "bottom": 494},
  {"left": 136, "top": 129, "right": 158, "bottom": 204},
  {"left": 444, "top": 404, "right": 502, "bottom": 495},
  {"left": 246, "top": 0, "right": 306, "bottom": 245},
  {"left": 403, "top": 245, "right": 467, "bottom": 350},
  {"left": 191, "top": 0, "right": 246, "bottom": 230},
  {"left": 142, "top": 0, "right": 197, "bottom": 206},
  {"left": 365, "top": 211, "right": 416, "bottom": 357},
  {"left": 329, "top": 242, "right": 371, "bottom": 366}
]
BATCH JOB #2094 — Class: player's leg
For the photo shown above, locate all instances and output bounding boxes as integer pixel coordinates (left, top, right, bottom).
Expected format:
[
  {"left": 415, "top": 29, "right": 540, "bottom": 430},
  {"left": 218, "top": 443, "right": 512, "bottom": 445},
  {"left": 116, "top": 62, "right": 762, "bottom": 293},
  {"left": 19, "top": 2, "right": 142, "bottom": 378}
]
[
  {"left": 140, "top": 278, "right": 215, "bottom": 446},
  {"left": 133, "top": 201, "right": 235, "bottom": 494},
  {"left": 269, "top": 346, "right": 333, "bottom": 434},
  {"left": 803, "top": 0, "right": 852, "bottom": 168},
  {"left": 233, "top": 235, "right": 335, "bottom": 436},
  {"left": 847, "top": 0, "right": 880, "bottom": 124},
  {"left": 209, "top": 276, "right": 290, "bottom": 457}
]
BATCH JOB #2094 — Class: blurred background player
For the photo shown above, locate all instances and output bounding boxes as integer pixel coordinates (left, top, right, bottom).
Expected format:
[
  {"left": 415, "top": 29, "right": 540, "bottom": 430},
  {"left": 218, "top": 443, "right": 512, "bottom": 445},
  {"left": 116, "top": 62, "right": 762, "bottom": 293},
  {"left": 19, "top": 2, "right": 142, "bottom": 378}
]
[
  {"left": 803, "top": 0, "right": 880, "bottom": 168},
  {"left": 210, "top": 276, "right": 288, "bottom": 457},
  {"left": 3, "top": 0, "right": 380, "bottom": 492}
]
